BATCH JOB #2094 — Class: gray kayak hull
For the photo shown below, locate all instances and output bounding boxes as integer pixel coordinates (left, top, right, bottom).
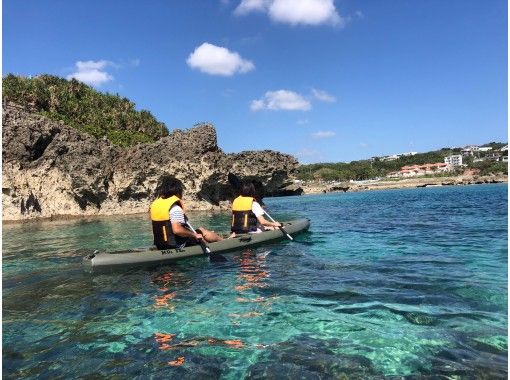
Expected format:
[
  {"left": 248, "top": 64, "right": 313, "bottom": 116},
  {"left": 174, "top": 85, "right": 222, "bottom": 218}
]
[{"left": 83, "top": 218, "right": 310, "bottom": 272}]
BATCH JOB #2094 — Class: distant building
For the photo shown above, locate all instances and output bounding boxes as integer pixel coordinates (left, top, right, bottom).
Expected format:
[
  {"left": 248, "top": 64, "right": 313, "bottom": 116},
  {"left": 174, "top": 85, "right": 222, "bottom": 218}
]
[
  {"left": 380, "top": 154, "right": 399, "bottom": 162},
  {"left": 478, "top": 147, "right": 493, "bottom": 152},
  {"left": 485, "top": 153, "right": 500, "bottom": 161},
  {"left": 444, "top": 154, "right": 463, "bottom": 167},
  {"left": 387, "top": 163, "right": 449, "bottom": 178},
  {"left": 377, "top": 152, "right": 418, "bottom": 161},
  {"left": 500, "top": 145, "right": 508, "bottom": 152},
  {"left": 461, "top": 145, "right": 479, "bottom": 156}
]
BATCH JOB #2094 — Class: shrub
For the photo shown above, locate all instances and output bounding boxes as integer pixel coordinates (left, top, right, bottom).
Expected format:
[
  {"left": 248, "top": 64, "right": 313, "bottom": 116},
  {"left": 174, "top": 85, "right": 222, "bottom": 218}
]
[{"left": 3, "top": 74, "right": 169, "bottom": 147}]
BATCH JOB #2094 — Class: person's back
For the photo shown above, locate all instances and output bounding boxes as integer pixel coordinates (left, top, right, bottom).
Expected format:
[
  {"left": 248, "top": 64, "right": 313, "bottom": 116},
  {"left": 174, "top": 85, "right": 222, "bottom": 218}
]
[
  {"left": 231, "top": 182, "right": 281, "bottom": 234},
  {"left": 150, "top": 175, "right": 224, "bottom": 249},
  {"left": 150, "top": 176, "right": 189, "bottom": 249},
  {"left": 231, "top": 192, "right": 259, "bottom": 233}
]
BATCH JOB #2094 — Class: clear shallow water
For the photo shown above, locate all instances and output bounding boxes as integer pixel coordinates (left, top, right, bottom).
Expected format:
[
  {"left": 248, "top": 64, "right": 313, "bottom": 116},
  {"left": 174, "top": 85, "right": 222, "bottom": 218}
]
[{"left": 3, "top": 184, "right": 508, "bottom": 379}]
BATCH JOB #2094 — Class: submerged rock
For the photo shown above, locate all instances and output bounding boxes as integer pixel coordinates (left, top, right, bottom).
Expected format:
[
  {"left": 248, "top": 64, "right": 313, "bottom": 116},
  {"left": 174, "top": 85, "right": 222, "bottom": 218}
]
[
  {"left": 246, "top": 335, "right": 378, "bottom": 379},
  {"left": 427, "top": 347, "right": 508, "bottom": 379},
  {"left": 2, "top": 102, "right": 299, "bottom": 221}
]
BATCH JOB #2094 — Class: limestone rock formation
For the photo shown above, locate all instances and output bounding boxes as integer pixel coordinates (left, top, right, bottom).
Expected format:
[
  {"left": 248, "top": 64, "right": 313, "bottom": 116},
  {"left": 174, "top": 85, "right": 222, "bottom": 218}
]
[{"left": 2, "top": 102, "right": 299, "bottom": 221}]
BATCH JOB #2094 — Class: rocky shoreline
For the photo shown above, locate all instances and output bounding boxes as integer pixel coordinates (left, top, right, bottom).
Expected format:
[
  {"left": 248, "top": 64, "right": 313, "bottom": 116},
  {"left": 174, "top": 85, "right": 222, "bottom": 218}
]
[
  {"left": 2, "top": 102, "right": 300, "bottom": 222},
  {"left": 301, "top": 174, "right": 508, "bottom": 194},
  {"left": 3, "top": 101, "right": 506, "bottom": 223}
]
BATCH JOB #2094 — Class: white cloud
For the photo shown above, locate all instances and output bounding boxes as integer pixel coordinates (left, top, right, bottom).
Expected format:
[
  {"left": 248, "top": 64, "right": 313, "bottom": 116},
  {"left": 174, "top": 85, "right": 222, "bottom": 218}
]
[
  {"left": 250, "top": 90, "right": 311, "bottom": 111},
  {"left": 187, "top": 42, "right": 255, "bottom": 76},
  {"left": 312, "top": 88, "right": 336, "bottom": 102},
  {"left": 234, "top": 0, "right": 270, "bottom": 14},
  {"left": 311, "top": 130, "right": 336, "bottom": 139},
  {"left": 296, "top": 148, "right": 319, "bottom": 157},
  {"left": 67, "top": 60, "right": 114, "bottom": 86},
  {"left": 235, "top": 0, "right": 344, "bottom": 26},
  {"left": 295, "top": 148, "right": 324, "bottom": 163}
]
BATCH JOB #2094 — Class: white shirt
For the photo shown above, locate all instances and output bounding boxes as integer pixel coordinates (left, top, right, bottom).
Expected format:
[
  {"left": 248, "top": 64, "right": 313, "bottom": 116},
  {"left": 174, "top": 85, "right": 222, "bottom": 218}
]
[
  {"left": 169, "top": 205, "right": 186, "bottom": 224},
  {"left": 169, "top": 205, "right": 189, "bottom": 248},
  {"left": 252, "top": 201, "right": 264, "bottom": 217},
  {"left": 250, "top": 201, "right": 265, "bottom": 233}
]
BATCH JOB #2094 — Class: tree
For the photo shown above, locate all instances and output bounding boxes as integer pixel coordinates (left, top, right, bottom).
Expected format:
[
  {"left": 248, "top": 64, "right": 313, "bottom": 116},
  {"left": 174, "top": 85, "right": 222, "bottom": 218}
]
[{"left": 313, "top": 168, "right": 340, "bottom": 181}]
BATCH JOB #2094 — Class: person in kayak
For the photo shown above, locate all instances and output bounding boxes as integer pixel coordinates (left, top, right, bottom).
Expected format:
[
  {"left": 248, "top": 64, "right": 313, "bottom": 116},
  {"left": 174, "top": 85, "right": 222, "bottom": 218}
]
[
  {"left": 150, "top": 176, "right": 223, "bottom": 250},
  {"left": 231, "top": 181, "right": 282, "bottom": 234}
]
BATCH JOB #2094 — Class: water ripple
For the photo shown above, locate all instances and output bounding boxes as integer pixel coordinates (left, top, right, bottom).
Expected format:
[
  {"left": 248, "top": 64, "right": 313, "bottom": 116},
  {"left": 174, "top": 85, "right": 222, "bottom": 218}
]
[{"left": 2, "top": 184, "right": 508, "bottom": 378}]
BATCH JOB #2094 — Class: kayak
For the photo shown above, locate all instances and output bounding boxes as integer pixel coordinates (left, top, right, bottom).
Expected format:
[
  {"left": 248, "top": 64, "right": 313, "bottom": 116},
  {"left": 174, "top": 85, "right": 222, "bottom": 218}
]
[{"left": 83, "top": 218, "right": 310, "bottom": 273}]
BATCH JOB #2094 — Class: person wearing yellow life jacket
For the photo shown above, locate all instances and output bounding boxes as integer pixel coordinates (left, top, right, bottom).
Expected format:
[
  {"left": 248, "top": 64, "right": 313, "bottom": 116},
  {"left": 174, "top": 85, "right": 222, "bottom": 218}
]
[
  {"left": 231, "top": 181, "right": 282, "bottom": 234},
  {"left": 150, "top": 176, "right": 222, "bottom": 250}
]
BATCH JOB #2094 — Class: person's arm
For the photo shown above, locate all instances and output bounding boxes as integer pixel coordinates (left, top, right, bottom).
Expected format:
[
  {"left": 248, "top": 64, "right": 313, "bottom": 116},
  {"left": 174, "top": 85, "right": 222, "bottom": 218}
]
[
  {"left": 256, "top": 215, "right": 281, "bottom": 228},
  {"left": 171, "top": 222, "right": 202, "bottom": 240},
  {"left": 170, "top": 205, "right": 202, "bottom": 240},
  {"left": 252, "top": 201, "right": 281, "bottom": 228}
]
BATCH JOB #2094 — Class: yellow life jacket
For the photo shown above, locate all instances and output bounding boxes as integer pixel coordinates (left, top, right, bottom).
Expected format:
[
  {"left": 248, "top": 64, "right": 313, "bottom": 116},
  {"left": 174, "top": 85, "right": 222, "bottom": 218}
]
[
  {"left": 150, "top": 195, "right": 188, "bottom": 249},
  {"left": 231, "top": 196, "right": 258, "bottom": 233}
]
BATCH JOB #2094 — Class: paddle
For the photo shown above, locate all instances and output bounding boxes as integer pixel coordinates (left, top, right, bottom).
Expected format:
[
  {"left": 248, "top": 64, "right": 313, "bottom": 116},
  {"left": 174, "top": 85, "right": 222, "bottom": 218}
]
[
  {"left": 185, "top": 222, "right": 227, "bottom": 262},
  {"left": 185, "top": 221, "right": 211, "bottom": 254},
  {"left": 263, "top": 211, "right": 293, "bottom": 241}
]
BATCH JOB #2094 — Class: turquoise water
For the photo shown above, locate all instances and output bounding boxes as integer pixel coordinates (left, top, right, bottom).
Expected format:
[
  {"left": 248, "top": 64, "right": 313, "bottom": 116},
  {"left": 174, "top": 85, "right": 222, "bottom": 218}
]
[{"left": 3, "top": 184, "right": 508, "bottom": 379}]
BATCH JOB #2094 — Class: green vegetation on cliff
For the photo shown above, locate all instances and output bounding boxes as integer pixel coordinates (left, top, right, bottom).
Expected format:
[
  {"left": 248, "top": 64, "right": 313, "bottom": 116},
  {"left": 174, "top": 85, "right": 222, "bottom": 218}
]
[
  {"left": 3, "top": 74, "right": 168, "bottom": 147},
  {"left": 299, "top": 143, "right": 508, "bottom": 181}
]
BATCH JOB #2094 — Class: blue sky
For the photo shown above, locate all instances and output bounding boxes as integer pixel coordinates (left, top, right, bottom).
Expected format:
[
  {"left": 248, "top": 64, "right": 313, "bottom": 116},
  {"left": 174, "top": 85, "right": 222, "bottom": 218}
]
[{"left": 3, "top": 0, "right": 508, "bottom": 163}]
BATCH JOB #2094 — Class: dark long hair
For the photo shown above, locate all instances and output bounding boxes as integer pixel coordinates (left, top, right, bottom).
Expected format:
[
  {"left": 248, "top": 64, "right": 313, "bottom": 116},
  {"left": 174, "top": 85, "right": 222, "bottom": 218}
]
[
  {"left": 155, "top": 176, "right": 183, "bottom": 199},
  {"left": 240, "top": 181, "right": 256, "bottom": 197}
]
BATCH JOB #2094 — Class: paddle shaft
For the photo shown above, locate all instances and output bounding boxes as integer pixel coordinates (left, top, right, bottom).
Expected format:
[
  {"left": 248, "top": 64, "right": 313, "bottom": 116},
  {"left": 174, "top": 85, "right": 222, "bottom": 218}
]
[
  {"left": 263, "top": 211, "right": 293, "bottom": 241},
  {"left": 185, "top": 222, "right": 212, "bottom": 254}
]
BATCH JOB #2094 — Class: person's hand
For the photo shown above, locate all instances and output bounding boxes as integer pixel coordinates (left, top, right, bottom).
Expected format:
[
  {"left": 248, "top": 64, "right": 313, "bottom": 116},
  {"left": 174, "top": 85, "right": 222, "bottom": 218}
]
[
  {"left": 274, "top": 222, "right": 282, "bottom": 228},
  {"left": 194, "top": 233, "right": 204, "bottom": 241}
]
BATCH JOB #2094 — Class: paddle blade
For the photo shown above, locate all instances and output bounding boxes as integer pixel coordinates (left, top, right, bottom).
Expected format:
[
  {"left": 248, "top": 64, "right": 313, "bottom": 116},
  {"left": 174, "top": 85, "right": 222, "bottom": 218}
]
[
  {"left": 279, "top": 226, "right": 293, "bottom": 241},
  {"left": 209, "top": 253, "right": 228, "bottom": 262}
]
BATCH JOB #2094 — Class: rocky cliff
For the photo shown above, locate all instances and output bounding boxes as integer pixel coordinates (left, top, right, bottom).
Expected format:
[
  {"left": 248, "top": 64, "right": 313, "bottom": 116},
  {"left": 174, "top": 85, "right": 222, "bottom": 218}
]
[{"left": 2, "top": 102, "right": 299, "bottom": 221}]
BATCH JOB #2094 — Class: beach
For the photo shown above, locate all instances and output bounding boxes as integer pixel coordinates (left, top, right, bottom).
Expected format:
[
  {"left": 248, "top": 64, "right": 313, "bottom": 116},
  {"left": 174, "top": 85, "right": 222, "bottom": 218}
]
[{"left": 301, "top": 174, "right": 508, "bottom": 194}]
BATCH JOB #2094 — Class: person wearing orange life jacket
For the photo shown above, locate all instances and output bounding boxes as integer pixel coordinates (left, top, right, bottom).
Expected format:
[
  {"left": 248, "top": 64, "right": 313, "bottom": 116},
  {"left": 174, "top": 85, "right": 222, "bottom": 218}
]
[
  {"left": 231, "top": 181, "right": 282, "bottom": 234},
  {"left": 150, "top": 176, "right": 223, "bottom": 250}
]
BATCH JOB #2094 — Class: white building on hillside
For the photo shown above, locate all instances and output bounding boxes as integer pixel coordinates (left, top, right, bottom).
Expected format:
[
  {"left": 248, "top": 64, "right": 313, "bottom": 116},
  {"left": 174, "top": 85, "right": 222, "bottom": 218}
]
[
  {"left": 444, "top": 154, "right": 463, "bottom": 167},
  {"left": 380, "top": 155, "right": 399, "bottom": 161},
  {"left": 461, "top": 145, "right": 479, "bottom": 156},
  {"left": 400, "top": 152, "right": 418, "bottom": 157}
]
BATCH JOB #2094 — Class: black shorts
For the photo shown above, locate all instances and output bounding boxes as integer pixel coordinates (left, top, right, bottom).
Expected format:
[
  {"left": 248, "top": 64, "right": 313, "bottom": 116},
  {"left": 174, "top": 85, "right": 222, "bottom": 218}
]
[{"left": 181, "top": 228, "right": 202, "bottom": 248}]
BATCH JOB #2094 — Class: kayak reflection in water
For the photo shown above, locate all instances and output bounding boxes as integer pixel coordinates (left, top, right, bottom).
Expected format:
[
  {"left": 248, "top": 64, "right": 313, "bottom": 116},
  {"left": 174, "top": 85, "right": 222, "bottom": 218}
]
[
  {"left": 150, "top": 176, "right": 223, "bottom": 250},
  {"left": 231, "top": 181, "right": 282, "bottom": 235},
  {"left": 234, "top": 249, "right": 270, "bottom": 292}
]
